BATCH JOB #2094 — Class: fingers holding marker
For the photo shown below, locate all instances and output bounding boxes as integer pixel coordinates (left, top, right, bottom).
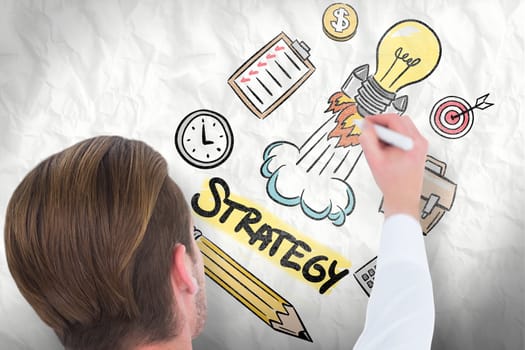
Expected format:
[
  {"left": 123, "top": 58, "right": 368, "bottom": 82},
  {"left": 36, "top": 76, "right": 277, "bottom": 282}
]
[
  {"left": 358, "top": 119, "right": 385, "bottom": 166},
  {"left": 357, "top": 114, "right": 429, "bottom": 219},
  {"left": 360, "top": 115, "right": 428, "bottom": 154},
  {"left": 358, "top": 117, "right": 412, "bottom": 153},
  {"left": 364, "top": 114, "right": 412, "bottom": 136}
]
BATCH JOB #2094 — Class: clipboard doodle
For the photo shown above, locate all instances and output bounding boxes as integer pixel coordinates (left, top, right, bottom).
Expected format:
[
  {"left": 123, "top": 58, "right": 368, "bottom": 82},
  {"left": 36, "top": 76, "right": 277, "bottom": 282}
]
[{"left": 228, "top": 32, "right": 315, "bottom": 119}]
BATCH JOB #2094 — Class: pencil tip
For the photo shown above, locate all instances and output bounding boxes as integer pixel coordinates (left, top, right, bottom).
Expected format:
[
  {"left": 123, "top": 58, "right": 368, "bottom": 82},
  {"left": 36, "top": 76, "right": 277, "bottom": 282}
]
[
  {"left": 271, "top": 304, "right": 313, "bottom": 342},
  {"left": 298, "top": 330, "right": 313, "bottom": 342}
]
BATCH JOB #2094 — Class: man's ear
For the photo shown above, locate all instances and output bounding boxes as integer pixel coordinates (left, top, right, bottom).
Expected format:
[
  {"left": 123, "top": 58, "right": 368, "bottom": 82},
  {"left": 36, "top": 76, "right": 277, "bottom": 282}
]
[{"left": 171, "top": 244, "right": 198, "bottom": 295}]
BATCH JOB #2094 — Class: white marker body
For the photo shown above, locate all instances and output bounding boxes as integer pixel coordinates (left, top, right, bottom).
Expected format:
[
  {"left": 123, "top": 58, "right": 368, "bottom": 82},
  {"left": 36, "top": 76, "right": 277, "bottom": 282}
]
[{"left": 354, "top": 119, "right": 414, "bottom": 151}]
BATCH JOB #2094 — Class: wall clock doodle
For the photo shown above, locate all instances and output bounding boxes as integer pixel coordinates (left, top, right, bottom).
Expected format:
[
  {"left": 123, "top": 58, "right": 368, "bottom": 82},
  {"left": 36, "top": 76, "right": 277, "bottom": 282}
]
[{"left": 175, "top": 109, "right": 234, "bottom": 169}]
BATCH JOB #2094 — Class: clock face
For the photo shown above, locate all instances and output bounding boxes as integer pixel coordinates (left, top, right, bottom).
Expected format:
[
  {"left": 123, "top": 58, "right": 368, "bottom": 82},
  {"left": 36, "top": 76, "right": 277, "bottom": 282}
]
[{"left": 175, "top": 110, "right": 234, "bottom": 169}]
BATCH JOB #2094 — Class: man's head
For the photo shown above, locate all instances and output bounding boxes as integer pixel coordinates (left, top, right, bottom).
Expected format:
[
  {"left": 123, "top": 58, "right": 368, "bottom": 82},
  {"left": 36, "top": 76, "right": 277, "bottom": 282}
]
[{"left": 4, "top": 136, "right": 206, "bottom": 350}]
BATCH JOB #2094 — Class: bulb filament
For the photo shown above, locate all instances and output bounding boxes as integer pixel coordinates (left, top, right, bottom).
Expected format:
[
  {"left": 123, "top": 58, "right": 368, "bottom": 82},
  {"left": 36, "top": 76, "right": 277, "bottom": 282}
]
[{"left": 380, "top": 47, "right": 421, "bottom": 89}]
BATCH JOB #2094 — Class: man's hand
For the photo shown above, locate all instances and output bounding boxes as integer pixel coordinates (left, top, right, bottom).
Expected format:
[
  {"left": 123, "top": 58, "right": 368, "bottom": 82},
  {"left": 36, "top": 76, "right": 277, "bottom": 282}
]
[{"left": 359, "top": 114, "right": 428, "bottom": 219}]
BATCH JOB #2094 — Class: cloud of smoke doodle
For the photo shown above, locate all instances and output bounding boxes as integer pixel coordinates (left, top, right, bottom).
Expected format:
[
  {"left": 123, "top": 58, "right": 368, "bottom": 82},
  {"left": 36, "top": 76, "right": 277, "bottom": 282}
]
[{"left": 261, "top": 141, "right": 355, "bottom": 226}]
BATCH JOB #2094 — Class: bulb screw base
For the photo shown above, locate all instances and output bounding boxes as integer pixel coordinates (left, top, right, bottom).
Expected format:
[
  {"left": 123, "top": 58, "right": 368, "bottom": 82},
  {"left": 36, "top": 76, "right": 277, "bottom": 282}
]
[
  {"left": 356, "top": 75, "right": 395, "bottom": 116},
  {"left": 341, "top": 64, "right": 408, "bottom": 116}
]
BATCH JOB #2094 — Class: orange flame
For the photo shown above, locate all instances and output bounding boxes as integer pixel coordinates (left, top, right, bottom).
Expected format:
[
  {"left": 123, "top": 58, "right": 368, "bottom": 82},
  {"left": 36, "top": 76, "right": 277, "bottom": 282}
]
[{"left": 326, "top": 92, "right": 364, "bottom": 147}]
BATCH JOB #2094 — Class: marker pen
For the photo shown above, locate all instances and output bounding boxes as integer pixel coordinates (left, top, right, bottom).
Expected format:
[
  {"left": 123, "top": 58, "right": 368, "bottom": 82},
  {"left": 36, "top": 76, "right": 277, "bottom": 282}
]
[{"left": 354, "top": 119, "right": 414, "bottom": 151}]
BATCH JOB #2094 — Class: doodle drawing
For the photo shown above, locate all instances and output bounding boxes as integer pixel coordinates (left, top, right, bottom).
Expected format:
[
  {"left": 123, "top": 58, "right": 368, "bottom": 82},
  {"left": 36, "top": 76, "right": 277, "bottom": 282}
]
[
  {"left": 194, "top": 227, "right": 312, "bottom": 342},
  {"left": 357, "top": 156, "right": 457, "bottom": 297},
  {"left": 175, "top": 109, "right": 234, "bottom": 169},
  {"left": 379, "top": 155, "right": 457, "bottom": 235},
  {"left": 322, "top": 3, "right": 359, "bottom": 42},
  {"left": 430, "top": 93, "right": 494, "bottom": 139},
  {"left": 192, "top": 177, "right": 351, "bottom": 294},
  {"left": 261, "top": 20, "right": 442, "bottom": 226},
  {"left": 228, "top": 32, "right": 315, "bottom": 119},
  {"left": 353, "top": 257, "right": 377, "bottom": 297}
]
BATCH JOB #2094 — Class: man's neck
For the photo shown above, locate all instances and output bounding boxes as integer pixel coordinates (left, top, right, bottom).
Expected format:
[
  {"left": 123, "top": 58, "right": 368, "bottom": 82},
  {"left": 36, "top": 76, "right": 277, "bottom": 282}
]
[{"left": 135, "top": 328, "right": 193, "bottom": 350}]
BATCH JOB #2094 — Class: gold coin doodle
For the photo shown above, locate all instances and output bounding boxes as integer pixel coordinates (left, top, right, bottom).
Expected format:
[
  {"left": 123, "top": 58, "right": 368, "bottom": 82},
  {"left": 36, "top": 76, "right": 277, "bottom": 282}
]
[{"left": 322, "top": 3, "right": 358, "bottom": 41}]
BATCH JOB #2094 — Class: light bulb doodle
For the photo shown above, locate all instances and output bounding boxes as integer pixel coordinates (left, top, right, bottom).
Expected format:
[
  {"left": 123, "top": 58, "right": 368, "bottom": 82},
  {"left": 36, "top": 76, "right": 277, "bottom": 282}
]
[
  {"left": 344, "top": 19, "right": 442, "bottom": 117},
  {"left": 430, "top": 93, "right": 494, "bottom": 139},
  {"left": 260, "top": 20, "right": 441, "bottom": 226}
]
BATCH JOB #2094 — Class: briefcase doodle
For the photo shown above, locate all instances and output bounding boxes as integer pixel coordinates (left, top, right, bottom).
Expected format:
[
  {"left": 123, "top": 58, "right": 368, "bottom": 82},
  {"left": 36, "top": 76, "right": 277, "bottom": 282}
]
[{"left": 380, "top": 155, "right": 457, "bottom": 235}]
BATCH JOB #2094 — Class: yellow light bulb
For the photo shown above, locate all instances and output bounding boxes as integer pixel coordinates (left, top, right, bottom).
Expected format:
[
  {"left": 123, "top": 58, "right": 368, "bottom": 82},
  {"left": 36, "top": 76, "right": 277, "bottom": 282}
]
[{"left": 374, "top": 20, "right": 441, "bottom": 93}]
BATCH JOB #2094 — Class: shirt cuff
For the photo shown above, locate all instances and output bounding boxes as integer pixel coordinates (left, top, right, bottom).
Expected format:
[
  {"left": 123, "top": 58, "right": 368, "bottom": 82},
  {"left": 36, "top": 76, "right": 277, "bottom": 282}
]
[{"left": 379, "top": 214, "right": 427, "bottom": 268}]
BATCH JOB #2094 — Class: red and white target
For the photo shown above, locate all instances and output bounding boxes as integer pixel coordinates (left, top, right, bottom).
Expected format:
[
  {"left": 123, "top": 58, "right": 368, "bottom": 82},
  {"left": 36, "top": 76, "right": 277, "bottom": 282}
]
[{"left": 430, "top": 96, "right": 474, "bottom": 139}]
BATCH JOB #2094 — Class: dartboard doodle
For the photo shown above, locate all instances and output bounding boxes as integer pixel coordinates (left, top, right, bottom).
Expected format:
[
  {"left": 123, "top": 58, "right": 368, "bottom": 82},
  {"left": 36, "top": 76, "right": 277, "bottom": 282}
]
[{"left": 429, "top": 93, "right": 494, "bottom": 139}]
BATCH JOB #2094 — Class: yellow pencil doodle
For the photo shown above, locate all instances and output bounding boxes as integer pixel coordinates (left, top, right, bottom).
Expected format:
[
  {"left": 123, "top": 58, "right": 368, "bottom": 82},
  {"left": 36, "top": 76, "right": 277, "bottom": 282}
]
[{"left": 194, "top": 227, "right": 312, "bottom": 342}]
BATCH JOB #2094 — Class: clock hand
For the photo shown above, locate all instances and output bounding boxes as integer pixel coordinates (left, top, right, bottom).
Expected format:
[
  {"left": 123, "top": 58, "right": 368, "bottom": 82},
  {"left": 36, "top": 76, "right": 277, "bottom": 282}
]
[{"left": 201, "top": 124, "right": 214, "bottom": 145}]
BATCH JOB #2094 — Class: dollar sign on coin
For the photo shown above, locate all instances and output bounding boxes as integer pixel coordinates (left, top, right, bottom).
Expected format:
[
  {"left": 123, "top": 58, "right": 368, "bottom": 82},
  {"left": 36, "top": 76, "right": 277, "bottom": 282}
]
[
  {"left": 331, "top": 8, "right": 349, "bottom": 32},
  {"left": 322, "top": 3, "right": 358, "bottom": 41}
]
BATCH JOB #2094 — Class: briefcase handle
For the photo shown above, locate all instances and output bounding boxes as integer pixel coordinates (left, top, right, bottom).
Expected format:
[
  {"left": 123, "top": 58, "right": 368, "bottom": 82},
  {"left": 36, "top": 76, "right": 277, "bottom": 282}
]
[{"left": 425, "top": 155, "right": 447, "bottom": 176}]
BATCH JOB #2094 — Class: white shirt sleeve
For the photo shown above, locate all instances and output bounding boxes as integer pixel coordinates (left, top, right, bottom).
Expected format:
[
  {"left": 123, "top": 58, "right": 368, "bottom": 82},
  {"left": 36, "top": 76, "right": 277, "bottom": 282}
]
[{"left": 353, "top": 214, "right": 435, "bottom": 350}]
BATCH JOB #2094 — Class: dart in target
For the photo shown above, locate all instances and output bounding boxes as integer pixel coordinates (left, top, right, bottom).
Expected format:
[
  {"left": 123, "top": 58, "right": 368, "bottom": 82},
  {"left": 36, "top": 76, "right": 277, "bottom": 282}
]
[{"left": 429, "top": 93, "right": 494, "bottom": 139}]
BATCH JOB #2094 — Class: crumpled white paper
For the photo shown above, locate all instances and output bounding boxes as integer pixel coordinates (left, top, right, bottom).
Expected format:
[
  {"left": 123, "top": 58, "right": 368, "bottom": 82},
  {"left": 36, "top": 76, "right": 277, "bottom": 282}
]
[{"left": 0, "top": 0, "right": 523, "bottom": 349}]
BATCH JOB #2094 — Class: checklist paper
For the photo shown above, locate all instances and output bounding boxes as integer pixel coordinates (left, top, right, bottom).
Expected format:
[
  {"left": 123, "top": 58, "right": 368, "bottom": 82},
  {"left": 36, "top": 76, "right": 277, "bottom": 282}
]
[{"left": 228, "top": 32, "right": 315, "bottom": 119}]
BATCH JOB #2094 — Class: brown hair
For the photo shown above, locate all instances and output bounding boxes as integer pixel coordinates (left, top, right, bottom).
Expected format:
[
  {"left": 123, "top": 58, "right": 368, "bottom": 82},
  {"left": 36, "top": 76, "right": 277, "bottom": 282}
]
[{"left": 4, "top": 136, "right": 194, "bottom": 350}]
